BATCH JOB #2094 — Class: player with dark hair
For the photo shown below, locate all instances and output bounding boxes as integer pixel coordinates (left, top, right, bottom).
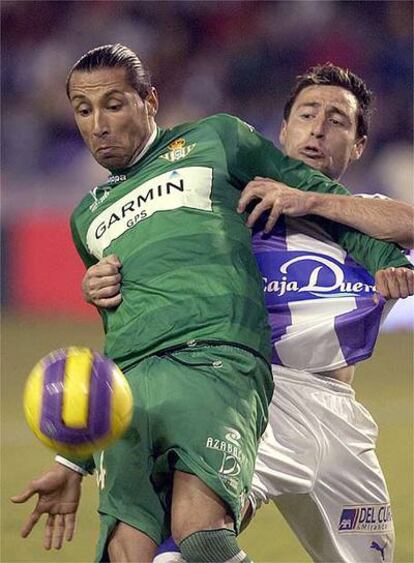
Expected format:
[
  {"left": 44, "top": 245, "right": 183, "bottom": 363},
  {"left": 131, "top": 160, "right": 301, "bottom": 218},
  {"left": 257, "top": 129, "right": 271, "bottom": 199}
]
[
  {"left": 12, "top": 49, "right": 412, "bottom": 563},
  {"left": 65, "top": 43, "right": 152, "bottom": 101},
  {"left": 235, "top": 63, "right": 414, "bottom": 563},
  {"left": 154, "top": 64, "right": 414, "bottom": 562}
]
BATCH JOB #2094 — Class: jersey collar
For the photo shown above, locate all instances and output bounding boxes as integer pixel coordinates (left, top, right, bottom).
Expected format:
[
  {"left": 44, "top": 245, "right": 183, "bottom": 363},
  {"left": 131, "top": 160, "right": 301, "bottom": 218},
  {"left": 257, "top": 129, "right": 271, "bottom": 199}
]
[{"left": 107, "top": 125, "right": 159, "bottom": 181}]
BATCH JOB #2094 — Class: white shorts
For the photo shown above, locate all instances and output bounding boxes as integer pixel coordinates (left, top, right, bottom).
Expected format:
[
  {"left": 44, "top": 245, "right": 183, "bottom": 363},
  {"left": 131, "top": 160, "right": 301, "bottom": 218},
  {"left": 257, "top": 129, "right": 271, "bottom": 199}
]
[{"left": 251, "top": 365, "right": 394, "bottom": 563}]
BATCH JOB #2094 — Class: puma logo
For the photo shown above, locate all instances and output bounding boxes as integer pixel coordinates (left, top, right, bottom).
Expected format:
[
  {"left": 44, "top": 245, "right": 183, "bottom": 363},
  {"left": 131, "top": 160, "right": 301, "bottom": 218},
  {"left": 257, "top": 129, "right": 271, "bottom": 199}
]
[{"left": 370, "top": 540, "right": 386, "bottom": 561}]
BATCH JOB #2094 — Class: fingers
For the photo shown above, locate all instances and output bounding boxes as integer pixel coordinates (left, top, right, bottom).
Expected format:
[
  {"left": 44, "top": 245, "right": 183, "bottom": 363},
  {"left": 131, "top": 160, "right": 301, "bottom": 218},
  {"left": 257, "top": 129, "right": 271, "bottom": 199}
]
[
  {"left": 237, "top": 182, "right": 266, "bottom": 213},
  {"left": 246, "top": 199, "right": 273, "bottom": 229},
  {"left": 102, "top": 254, "right": 121, "bottom": 268},
  {"left": 52, "top": 514, "right": 65, "bottom": 550},
  {"left": 10, "top": 486, "right": 36, "bottom": 504},
  {"left": 375, "top": 267, "right": 414, "bottom": 299},
  {"left": 20, "top": 508, "right": 42, "bottom": 538},
  {"left": 44, "top": 514, "right": 54, "bottom": 550},
  {"left": 94, "top": 294, "right": 123, "bottom": 308},
  {"left": 264, "top": 203, "right": 282, "bottom": 233},
  {"left": 238, "top": 178, "right": 308, "bottom": 230},
  {"left": 91, "top": 275, "right": 122, "bottom": 295},
  {"left": 83, "top": 267, "right": 122, "bottom": 308},
  {"left": 65, "top": 512, "right": 76, "bottom": 542},
  {"left": 44, "top": 514, "right": 72, "bottom": 550}
]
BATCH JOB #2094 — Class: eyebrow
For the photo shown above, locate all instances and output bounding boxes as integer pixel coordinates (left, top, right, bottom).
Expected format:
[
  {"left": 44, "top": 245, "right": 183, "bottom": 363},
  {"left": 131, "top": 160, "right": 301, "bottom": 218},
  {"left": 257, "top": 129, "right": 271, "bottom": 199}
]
[
  {"left": 70, "top": 89, "right": 126, "bottom": 103},
  {"left": 297, "top": 102, "right": 351, "bottom": 120}
]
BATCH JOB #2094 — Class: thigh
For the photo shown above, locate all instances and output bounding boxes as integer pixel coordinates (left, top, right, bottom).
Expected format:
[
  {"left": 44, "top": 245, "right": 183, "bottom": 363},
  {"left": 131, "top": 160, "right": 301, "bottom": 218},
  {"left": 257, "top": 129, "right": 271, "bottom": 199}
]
[
  {"left": 251, "top": 375, "right": 321, "bottom": 504},
  {"left": 148, "top": 344, "right": 272, "bottom": 534},
  {"left": 94, "top": 359, "right": 169, "bottom": 561},
  {"left": 276, "top": 407, "right": 394, "bottom": 562}
]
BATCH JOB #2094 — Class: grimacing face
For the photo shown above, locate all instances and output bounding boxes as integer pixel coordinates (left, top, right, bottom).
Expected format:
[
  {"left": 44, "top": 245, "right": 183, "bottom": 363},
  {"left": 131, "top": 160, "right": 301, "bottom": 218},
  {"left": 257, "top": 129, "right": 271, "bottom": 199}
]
[
  {"left": 279, "top": 85, "right": 367, "bottom": 180},
  {"left": 68, "top": 67, "right": 158, "bottom": 170}
]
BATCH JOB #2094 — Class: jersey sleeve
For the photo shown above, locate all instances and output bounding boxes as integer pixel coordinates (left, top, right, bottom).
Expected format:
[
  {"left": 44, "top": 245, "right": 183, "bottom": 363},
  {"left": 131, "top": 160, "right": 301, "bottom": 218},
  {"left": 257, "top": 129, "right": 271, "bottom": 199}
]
[
  {"left": 70, "top": 211, "right": 97, "bottom": 269},
  {"left": 209, "top": 114, "right": 412, "bottom": 276}
]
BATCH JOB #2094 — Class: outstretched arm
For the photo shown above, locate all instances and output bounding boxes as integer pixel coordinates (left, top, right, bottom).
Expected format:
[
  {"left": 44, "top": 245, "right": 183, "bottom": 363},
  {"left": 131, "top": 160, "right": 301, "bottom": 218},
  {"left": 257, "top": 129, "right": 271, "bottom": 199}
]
[
  {"left": 238, "top": 177, "right": 414, "bottom": 248},
  {"left": 11, "top": 463, "right": 82, "bottom": 550}
]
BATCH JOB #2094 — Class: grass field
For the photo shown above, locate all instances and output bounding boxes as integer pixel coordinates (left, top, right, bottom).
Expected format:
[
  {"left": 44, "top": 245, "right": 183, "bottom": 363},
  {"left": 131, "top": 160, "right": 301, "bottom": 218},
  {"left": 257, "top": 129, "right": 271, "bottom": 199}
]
[{"left": 2, "top": 313, "right": 413, "bottom": 562}]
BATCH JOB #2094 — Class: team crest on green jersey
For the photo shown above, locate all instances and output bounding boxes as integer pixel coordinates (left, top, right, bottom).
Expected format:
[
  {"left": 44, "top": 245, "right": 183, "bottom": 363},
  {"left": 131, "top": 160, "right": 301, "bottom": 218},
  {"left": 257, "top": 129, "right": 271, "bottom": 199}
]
[{"left": 160, "top": 138, "right": 196, "bottom": 162}]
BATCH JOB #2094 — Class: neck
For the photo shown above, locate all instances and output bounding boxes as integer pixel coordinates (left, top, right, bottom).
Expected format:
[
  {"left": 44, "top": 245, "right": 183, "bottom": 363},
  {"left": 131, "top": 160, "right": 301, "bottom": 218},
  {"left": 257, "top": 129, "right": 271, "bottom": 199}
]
[{"left": 128, "top": 121, "right": 157, "bottom": 168}]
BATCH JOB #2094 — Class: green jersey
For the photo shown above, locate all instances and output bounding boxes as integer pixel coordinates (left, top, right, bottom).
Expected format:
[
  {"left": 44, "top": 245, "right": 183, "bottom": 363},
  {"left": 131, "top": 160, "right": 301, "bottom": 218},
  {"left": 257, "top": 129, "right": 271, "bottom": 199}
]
[{"left": 71, "top": 114, "right": 409, "bottom": 369}]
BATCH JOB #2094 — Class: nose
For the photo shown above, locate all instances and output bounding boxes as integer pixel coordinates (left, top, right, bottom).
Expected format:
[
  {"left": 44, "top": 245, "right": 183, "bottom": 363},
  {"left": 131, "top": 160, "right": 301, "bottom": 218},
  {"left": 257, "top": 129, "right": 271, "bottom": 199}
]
[
  {"left": 92, "top": 109, "right": 109, "bottom": 138},
  {"left": 311, "top": 115, "right": 326, "bottom": 139}
]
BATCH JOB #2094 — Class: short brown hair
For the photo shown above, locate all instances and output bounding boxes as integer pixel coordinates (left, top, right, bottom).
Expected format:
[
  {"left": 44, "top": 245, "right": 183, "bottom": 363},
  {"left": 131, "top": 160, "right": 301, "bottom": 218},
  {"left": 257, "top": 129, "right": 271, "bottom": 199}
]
[{"left": 283, "top": 63, "right": 373, "bottom": 138}]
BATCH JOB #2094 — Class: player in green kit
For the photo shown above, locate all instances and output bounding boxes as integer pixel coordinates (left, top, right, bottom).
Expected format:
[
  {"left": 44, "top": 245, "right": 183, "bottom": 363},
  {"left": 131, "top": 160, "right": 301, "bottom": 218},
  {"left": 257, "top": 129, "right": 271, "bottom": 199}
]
[{"left": 12, "top": 45, "right": 411, "bottom": 563}]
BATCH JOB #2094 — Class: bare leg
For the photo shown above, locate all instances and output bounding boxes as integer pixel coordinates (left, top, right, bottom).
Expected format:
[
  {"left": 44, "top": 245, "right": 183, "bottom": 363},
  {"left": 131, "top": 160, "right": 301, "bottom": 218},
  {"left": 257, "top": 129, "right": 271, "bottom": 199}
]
[
  {"left": 107, "top": 522, "right": 157, "bottom": 562},
  {"left": 171, "top": 470, "right": 234, "bottom": 543}
]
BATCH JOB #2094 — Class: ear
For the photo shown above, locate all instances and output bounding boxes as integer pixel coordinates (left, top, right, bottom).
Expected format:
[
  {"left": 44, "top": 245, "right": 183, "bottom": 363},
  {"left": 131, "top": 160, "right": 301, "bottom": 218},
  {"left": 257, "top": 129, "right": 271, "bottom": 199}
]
[
  {"left": 279, "top": 120, "right": 288, "bottom": 148},
  {"left": 350, "top": 135, "right": 367, "bottom": 162},
  {"left": 145, "top": 87, "right": 159, "bottom": 117}
]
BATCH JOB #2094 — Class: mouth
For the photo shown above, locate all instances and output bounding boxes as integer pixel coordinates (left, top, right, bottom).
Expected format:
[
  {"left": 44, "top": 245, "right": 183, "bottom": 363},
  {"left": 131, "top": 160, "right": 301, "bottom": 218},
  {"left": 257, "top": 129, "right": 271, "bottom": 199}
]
[
  {"left": 299, "top": 146, "right": 325, "bottom": 160},
  {"left": 96, "top": 146, "right": 117, "bottom": 154}
]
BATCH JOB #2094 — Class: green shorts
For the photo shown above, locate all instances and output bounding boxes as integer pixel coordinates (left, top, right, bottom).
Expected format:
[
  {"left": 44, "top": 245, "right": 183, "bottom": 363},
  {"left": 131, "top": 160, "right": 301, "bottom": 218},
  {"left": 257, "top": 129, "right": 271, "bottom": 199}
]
[{"left": 94, "top": 343, "right": 272, "bottom": 561}]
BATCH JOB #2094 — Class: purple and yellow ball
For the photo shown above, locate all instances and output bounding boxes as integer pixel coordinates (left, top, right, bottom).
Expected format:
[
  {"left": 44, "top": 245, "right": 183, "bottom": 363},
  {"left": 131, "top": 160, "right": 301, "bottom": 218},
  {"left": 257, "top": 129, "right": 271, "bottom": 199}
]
[{"left": 23, "top": 347, "right": 133, "bottom": 458}]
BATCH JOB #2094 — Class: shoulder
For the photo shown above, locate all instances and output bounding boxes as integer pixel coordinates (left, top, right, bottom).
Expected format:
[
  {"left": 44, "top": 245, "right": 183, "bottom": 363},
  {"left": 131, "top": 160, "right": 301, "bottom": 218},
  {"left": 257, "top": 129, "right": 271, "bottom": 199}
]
[
  {"left": 197, "top": 113, "right": 255, "bottom": 133},
  {"left": 70, "top": 182, "right": 110, "bottom": 224}
]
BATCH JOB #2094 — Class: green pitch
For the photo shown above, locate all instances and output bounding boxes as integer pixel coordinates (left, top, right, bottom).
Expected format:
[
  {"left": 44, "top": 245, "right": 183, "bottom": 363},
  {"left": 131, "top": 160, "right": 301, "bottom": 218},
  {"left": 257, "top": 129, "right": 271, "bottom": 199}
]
[{"left": 2, "top": 314, "right": 413, "bottom": 562}]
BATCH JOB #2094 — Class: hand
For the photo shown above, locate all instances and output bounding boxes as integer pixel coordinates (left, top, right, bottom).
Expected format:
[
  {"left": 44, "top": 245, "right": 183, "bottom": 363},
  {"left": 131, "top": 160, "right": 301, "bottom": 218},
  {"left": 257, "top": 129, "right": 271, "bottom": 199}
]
[
  {"left": 82, "top": 254, "right": 122, "bottom": 309},
  {"left": 237, "top": 177, "right": 312, "bottom": 233},
  {"left": 11, "top": 463, "right": 82, "bottom": 550},
  {"left": 375, "top": 267, "right": 414, "bottom": 299}
]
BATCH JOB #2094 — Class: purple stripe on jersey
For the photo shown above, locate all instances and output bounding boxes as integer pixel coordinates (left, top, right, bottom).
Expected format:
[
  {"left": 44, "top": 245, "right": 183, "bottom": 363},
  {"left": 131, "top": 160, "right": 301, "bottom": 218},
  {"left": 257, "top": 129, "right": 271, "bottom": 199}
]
[
  {"left": 253, "top": 218, "right": 292, "bottom": 352},
  {"left": 252, "top": 216, "right": 288, "bottom": 253},
  {"left": 334, "top": 255, "right": 382, "bottom": 364},
  {"left": 334, "top": 294, "right": 384, "bottom": 365},
  {"left": 252, "top": 217, "right": 385, "bottom": 370}
]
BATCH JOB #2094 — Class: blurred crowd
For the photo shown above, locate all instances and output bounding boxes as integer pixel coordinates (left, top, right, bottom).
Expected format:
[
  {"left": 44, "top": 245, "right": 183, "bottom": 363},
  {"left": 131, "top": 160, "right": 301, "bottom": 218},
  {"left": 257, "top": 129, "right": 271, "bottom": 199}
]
[{"left": 2, "top": 0, "right": 413, "bottom": 213}]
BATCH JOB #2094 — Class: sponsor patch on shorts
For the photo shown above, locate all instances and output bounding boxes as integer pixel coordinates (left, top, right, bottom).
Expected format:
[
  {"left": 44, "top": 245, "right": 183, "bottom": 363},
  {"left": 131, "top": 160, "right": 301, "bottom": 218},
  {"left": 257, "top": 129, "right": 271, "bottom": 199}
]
[{"left": 338, "top": 503, "right": 393, "bottom": 534}]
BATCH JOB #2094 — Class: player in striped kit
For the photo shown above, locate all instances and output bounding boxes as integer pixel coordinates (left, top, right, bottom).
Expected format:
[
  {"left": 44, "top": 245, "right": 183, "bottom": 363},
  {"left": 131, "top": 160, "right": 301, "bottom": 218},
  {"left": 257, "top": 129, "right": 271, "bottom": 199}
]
[{"left": 236, "top": 64, "right": 414, "bottom": 563}]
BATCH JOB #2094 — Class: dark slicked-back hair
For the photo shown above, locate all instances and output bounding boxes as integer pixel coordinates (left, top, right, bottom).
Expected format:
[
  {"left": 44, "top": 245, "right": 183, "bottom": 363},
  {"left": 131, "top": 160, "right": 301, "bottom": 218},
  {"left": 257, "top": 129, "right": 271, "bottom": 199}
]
[
  {"left": 283, "top": 63, "right": 373, "bottom": 139},
  {"left": 66, "top": 43, "right": 152, "bottom": 99}
]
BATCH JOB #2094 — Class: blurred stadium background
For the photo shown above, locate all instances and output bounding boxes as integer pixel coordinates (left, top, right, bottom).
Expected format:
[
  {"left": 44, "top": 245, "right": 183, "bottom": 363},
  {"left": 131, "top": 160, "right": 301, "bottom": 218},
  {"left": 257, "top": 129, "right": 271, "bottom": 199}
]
[{"left": 1, "top": 1, "right": 413, "bottom": 561}]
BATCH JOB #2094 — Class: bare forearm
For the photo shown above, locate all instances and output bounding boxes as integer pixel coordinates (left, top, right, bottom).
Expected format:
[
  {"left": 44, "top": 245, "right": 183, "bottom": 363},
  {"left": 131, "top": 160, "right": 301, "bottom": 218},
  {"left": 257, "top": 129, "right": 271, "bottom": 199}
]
[{"left": 306, "top": 193, "right": 414, "bottom": 248}]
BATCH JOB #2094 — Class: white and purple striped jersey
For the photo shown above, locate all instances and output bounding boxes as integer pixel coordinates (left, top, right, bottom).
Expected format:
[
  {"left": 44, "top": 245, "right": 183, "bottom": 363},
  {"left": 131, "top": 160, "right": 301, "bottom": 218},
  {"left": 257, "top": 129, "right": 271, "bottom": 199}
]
[{"left": 252, "top": 196, "right": 395, "bottom": 372}]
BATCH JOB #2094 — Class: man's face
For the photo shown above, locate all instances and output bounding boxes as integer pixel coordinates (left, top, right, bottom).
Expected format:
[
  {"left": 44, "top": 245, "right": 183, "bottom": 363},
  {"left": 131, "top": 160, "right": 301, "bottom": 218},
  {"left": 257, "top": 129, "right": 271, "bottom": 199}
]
[
  {"left": 68, "top": 67, "right": 158, "bottom": 170},
  {"left": 279, "top": 85, "right": 366, "bottom": 180}
]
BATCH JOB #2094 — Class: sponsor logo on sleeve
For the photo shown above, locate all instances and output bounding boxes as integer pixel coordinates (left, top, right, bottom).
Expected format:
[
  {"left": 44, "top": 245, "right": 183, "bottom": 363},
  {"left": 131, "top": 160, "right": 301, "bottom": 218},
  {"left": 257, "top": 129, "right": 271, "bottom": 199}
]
[
  {"left": 86, "top": 166, "right": 213, "bottom": 258},
  {"left": 338, "top": 504, "right": 393, "bottom": 534}
]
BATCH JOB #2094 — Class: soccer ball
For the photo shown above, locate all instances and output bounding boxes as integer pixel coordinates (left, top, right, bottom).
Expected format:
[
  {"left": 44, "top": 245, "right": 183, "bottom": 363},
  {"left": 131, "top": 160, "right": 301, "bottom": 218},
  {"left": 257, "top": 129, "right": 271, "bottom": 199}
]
[{"left": 23, "top": 347, "right": 133, "bottom": 458}]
